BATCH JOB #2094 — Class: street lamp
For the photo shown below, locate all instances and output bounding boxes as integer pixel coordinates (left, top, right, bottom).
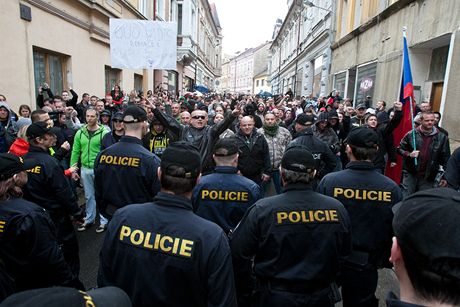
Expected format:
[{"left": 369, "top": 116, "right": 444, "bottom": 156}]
[{"left": 304, "top": 0, "right": 331, "bottom": 12}]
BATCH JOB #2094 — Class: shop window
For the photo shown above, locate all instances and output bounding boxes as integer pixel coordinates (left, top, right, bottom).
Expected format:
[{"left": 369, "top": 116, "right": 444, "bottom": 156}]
[
  {"left": 355, "top": 61, "right": 377, "bottom": 103},
  {"left": 134, "top": 74, "right": 143, "bottom": 93}
]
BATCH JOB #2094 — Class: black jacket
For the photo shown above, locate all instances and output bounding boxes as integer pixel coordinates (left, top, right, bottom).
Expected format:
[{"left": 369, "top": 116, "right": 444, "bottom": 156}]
[
  {"left": 23, "top": 145, "right": 81, "bottom": 218},
  {"left": 98, "top": 192, "right": 237, "bottom": 307},
  {"left": 233, "top": 129, "right": 271, "bottom": 182},
  {"left": 398, "top": 127, "right": 450, "bottom": 181},
  {"left": 153, "top": 108, "right": 236, "bottom": 173},
  {"left": 444, "top": 147, "right": 460, "bottom": 190},
  {"left": 370, "top": 110, "right": 402, "bottom": 170},
  {"left": 317, "top": 161, "right": 402, "bottom": 267},
  {"left": 0, "top": 198, "right": 79, "bottom": 295},
  {"left": 94, "top": 136, "right": 161, "bottom": 219},
  {"left": 230, "top": 184, "right": 351, "bottom": 298},
  {"left": 290, "top": 127, "right": 337, "bottom": 179}
]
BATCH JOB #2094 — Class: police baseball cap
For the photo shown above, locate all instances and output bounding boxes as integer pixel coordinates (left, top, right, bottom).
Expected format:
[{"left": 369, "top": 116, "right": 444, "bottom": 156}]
[
  {"left": 123, "top": 106, "right": 147, "bottom": 123},
  {"left": 0, "top": 286, "right": 132, "bottom": 307},
  {"left": 346, "top": 126, "right": 378, "bottom": 148},
  {"left": 356, "top": 103, "right": 366, "bottom": 110},
  {"left": 161, "top": 141, "right": 201, "bottom": 178},
  {"left": 281, "top": 145, "right": 315, "bottom": 172},
  {"left": 392, "top": 188, "right": 460, "bottom": 281},
  {"left": 214, "top": 138, "right": 238, "bottom": 156},
  {"left": 26, "top": 121, "right": 53, "bottom": 139},
  {"left": 295, "top": 114, "right": 315, "bottom": 126},
  {"left": 0, "top": 153, "right": 35, "bottom": 180}
]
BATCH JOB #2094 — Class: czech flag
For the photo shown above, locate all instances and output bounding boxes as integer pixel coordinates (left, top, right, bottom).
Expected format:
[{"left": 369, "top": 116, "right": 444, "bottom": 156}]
[{"left": 385, "top": 31, "right": 416, "bottom": 184}]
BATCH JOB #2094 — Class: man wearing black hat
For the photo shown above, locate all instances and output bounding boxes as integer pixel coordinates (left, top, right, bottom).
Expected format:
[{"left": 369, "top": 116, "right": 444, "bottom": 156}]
[
  {"left": 94, "top": 106, "right": 161, "bottom": 224},
  {"left": 387, "top": 188, "right": 460, "bottom": 307},
  {"left": 101, "top": 112, "right": 124, "bottom": 150},
  {"left": 230, "top": 146, "right": 352, "bottom": 307},
  {"left": 0, "top": 153, "right": 82, "bottom": 300},
  {"left": 98, "top": 141, "right": 237, "bottom": 307},
  {"left": 22, "top": 122, "right": 85, "bottom": 283},
  {"left": 289, "top": 114, "right": 336, "bottom": 187},
  {"left": 192, "top": 138, "right": 260, "bottom": 234},
  {"left": 351, "top": 103, "right": 367, "bottom": 128},
  {"left": 317, "top": 126, "right": 402, "bottom": 307}
]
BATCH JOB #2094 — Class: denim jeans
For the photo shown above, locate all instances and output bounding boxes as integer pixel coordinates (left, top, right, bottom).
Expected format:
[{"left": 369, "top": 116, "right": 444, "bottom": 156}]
[
  {"left": 263, "top": 169, "right": 282, "bottom": 196},
  {"left": 81, "top": 167, "right": 108, "bottom": 225}
]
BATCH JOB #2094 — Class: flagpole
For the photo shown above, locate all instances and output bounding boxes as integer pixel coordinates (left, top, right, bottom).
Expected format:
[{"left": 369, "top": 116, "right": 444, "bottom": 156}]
[{"left": 403, "top": 27, "right": 418, "bottom": 166}]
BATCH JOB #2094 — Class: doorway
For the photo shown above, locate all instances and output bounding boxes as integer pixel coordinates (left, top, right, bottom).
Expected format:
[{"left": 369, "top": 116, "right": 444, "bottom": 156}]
[{"left": 430, "top": 82, "right": 443, "bottom": 112}]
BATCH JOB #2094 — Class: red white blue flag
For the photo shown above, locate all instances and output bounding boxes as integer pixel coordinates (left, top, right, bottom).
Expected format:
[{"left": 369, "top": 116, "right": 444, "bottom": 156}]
[{"left": 385, "top": 31, "right": 416, "bottom": 184}]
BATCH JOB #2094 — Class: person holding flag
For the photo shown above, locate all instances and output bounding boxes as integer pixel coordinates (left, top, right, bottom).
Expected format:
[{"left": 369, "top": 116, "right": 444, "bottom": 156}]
[{"left": 390, "top": 29, "right": 450, "bottom": 197}]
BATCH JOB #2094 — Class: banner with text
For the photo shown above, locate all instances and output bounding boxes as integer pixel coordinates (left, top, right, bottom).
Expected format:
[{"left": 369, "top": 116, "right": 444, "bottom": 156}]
[{"left": 110, "top": 19, "right": 177, "bottom": 70}]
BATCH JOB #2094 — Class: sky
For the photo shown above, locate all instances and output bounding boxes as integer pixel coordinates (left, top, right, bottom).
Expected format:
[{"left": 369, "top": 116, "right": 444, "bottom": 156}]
[{"left": 212, "top": 0, "right": 289, "bottom": 55}]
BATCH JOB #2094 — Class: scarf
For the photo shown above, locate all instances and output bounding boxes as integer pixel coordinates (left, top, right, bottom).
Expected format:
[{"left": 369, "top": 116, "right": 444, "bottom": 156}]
[{"left": 263, "top": 124, "right": 279, "bottom": 137}]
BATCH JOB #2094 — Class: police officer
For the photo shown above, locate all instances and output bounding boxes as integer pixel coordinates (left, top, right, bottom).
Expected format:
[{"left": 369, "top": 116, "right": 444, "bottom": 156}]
[
  {"left": 98, "top": 142, "right": 237, "bottom": 307},
  {"left": 387, "top": 188, "right": 460, "bottom": 307},
  {"left": 289, "top": 114, "right": 336, "bottom": 187},
  {"left": 317, "top": 126, "right": 402, "bottom": 307},
  {"left": 0, "top": 153, "right": 82, "bottom": 301},
  {"left": 230, "top": 146, "right": 352, "bottom": 307},
  {"left": 22, "top": 122, "right": 84, "bottom": 281},
  {"left": 192, "top": 138, "right": 260, "bottom": 234},
  {"left": 94, "top": 106, "right": 160, "bottom": 222}
]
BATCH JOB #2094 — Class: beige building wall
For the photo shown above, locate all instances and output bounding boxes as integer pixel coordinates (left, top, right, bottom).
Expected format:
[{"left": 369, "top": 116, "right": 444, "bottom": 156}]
[
  {"left": 330, "top": 0, "right": 460, "bottom": 139},
  {"left": 1, "top": 0, "right": 151, "bottom": 113}
]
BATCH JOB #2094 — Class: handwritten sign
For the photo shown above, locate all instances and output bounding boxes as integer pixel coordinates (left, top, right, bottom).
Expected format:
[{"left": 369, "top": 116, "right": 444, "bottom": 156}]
[{"left": 110, "top": 19, "right": 177, "bottom": 70}]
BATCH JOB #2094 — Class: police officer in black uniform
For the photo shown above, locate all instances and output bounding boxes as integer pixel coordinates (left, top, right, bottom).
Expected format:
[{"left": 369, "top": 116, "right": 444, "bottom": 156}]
[
  {"left": 0, "top": 153, "right": 81, "bottom": 301},
  {"left": 94, "top": 106, "right": 160, "bottom": 221},
  {"left": 230, "top": 146, "right": 352, "bottom": 307},
  {"left": 317, "top": 126, "right": 403, "bottom": 307},
  {"left": 192, "top": 138, "right": 260, "bottom": 234},
  {"left": 98, "top": 142, "right": 237, "bottom": 307},
  {"left": 22, "top": 122, "right": 84, "bottom": 281},
  {"left": 289, "top": 114, "right": 337, "bottom": 187}
]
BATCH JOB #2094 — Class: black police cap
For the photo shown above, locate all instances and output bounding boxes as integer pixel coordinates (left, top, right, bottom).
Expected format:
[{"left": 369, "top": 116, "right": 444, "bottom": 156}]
[
  {"left": 346, "top": 126, "right": 378, "bottom": 148},
  {"left": 281, "top": 145, "right": 315, "bottom": 173},
  {"left": 0, "top": 153, "right": 35, "bottom": 181},
  {"left": 213, "top": 138, "right": 238, "bottom": 157},
  {"left": 26, "top": 121, "right": 53, "bottom": 139},
  {"left": 123, "top": 106, "right": 147, "bottom": 123},
  {"left": 161, "top": 141, "right": 201, "bottom": 178},
  {"left": 393, "top": 188, "right": 460, "bottom": 281}
]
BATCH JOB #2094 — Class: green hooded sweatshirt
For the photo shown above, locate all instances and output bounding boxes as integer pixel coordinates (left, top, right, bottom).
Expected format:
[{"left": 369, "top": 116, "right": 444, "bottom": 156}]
[{"left": 70, "top": 125, "right": 108, "bottom": 169}]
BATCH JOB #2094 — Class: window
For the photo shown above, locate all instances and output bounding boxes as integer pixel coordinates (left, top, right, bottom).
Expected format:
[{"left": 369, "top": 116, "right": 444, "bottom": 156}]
[
  {"left": 156, "top": 0, "right": 165, "bottom": 20},
  {"left": 168, "top": 71, "right": 178, "bottom": 94},
  {"left": 105, "top": 66, "right": 121, "bottom": 95},
  {"left": 333, "top": 71, "right": 347, "bottom": 95},
  {"left": 33, "top": 47, "right": 67, "bottom": 100},
  {"left": 139, "top": 0, "right": 147, "bottom": 17},
  {"left": 134, "top": 74, "right": 143, "bottom": 93},
  {"left": 256, "top": 80, "right": 259, "bottom": 87},
  {"left": 355, "top": 61, "right": 377, "bottom": 103},
  {"left": 177, "top": 3, "right": 183, "bottom": 35},
  {"left": 261, "top": 80, "right": 265, "bottom": 86}
]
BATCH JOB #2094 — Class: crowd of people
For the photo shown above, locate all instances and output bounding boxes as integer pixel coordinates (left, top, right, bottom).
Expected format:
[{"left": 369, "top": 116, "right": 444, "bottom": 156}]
[{"left": 0, "top": 85, "right": 459, "bottom": 307}]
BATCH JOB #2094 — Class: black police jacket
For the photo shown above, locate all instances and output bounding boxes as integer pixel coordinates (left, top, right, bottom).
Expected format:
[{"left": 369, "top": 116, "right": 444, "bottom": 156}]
[
  {"left": 98, "top": 192, "right": 237, "bottom": 307},
  {"left": 230, "top": 184, "right": 351, "bottom": 287},
  {"left": 192, "top": 166, "right": 261, "bottom": 234},
  {"left": 234, "top": 129, "right": 271, "bottom": 179},
  {"left": 289, "top": 127, "right": 337, "bottom": 179},
  {"left": 0, "top": 198, "right": 79, "bottom": 293},
  {"left": 23, "top": 145, "right": 81, "bottom": 218},
  {"left": 94, "top": 136, "right": 161, "bottom": 217},
  {"left": 317, "top": 161, "right": 402, "bottom": 266}
]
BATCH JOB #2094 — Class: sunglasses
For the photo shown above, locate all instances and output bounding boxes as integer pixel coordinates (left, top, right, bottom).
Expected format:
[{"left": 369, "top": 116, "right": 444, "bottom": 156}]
[{"left": 192, "top": 115, "right": 206, "bottom": 120}]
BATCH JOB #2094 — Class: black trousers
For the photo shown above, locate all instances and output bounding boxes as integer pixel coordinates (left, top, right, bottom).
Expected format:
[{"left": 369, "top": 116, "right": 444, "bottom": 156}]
[{"left": 251, "top": 286, "right": 333, "bottom": 307}]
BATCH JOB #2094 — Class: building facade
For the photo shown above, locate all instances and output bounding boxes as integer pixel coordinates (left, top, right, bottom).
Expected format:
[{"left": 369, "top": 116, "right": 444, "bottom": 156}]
[
  {"left": 329, "top": 0, "right": 460, "bottom": 139},
  {"left": 1, "top": 0, "right": 221, "bottom": 112},
  {"left": 269, "top": 0, "right": 334, "bottom": 98}
]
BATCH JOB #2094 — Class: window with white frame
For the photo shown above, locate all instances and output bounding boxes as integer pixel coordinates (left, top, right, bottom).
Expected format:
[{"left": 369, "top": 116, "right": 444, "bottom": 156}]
[
  {"left": 156, "top": 0, "right": 165, "bottom": 20},
  {"left": 139, "top": 0, "right": 147, "bottom": 17}
]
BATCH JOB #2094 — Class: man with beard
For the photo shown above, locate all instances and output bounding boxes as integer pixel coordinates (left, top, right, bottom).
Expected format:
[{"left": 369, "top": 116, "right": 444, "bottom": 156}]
[
  {"left": 258, "top": 112, "right": 291, "bottom": 194},
  {"left": 94, "top": 106, "right": 161, "bottom": 222}
]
